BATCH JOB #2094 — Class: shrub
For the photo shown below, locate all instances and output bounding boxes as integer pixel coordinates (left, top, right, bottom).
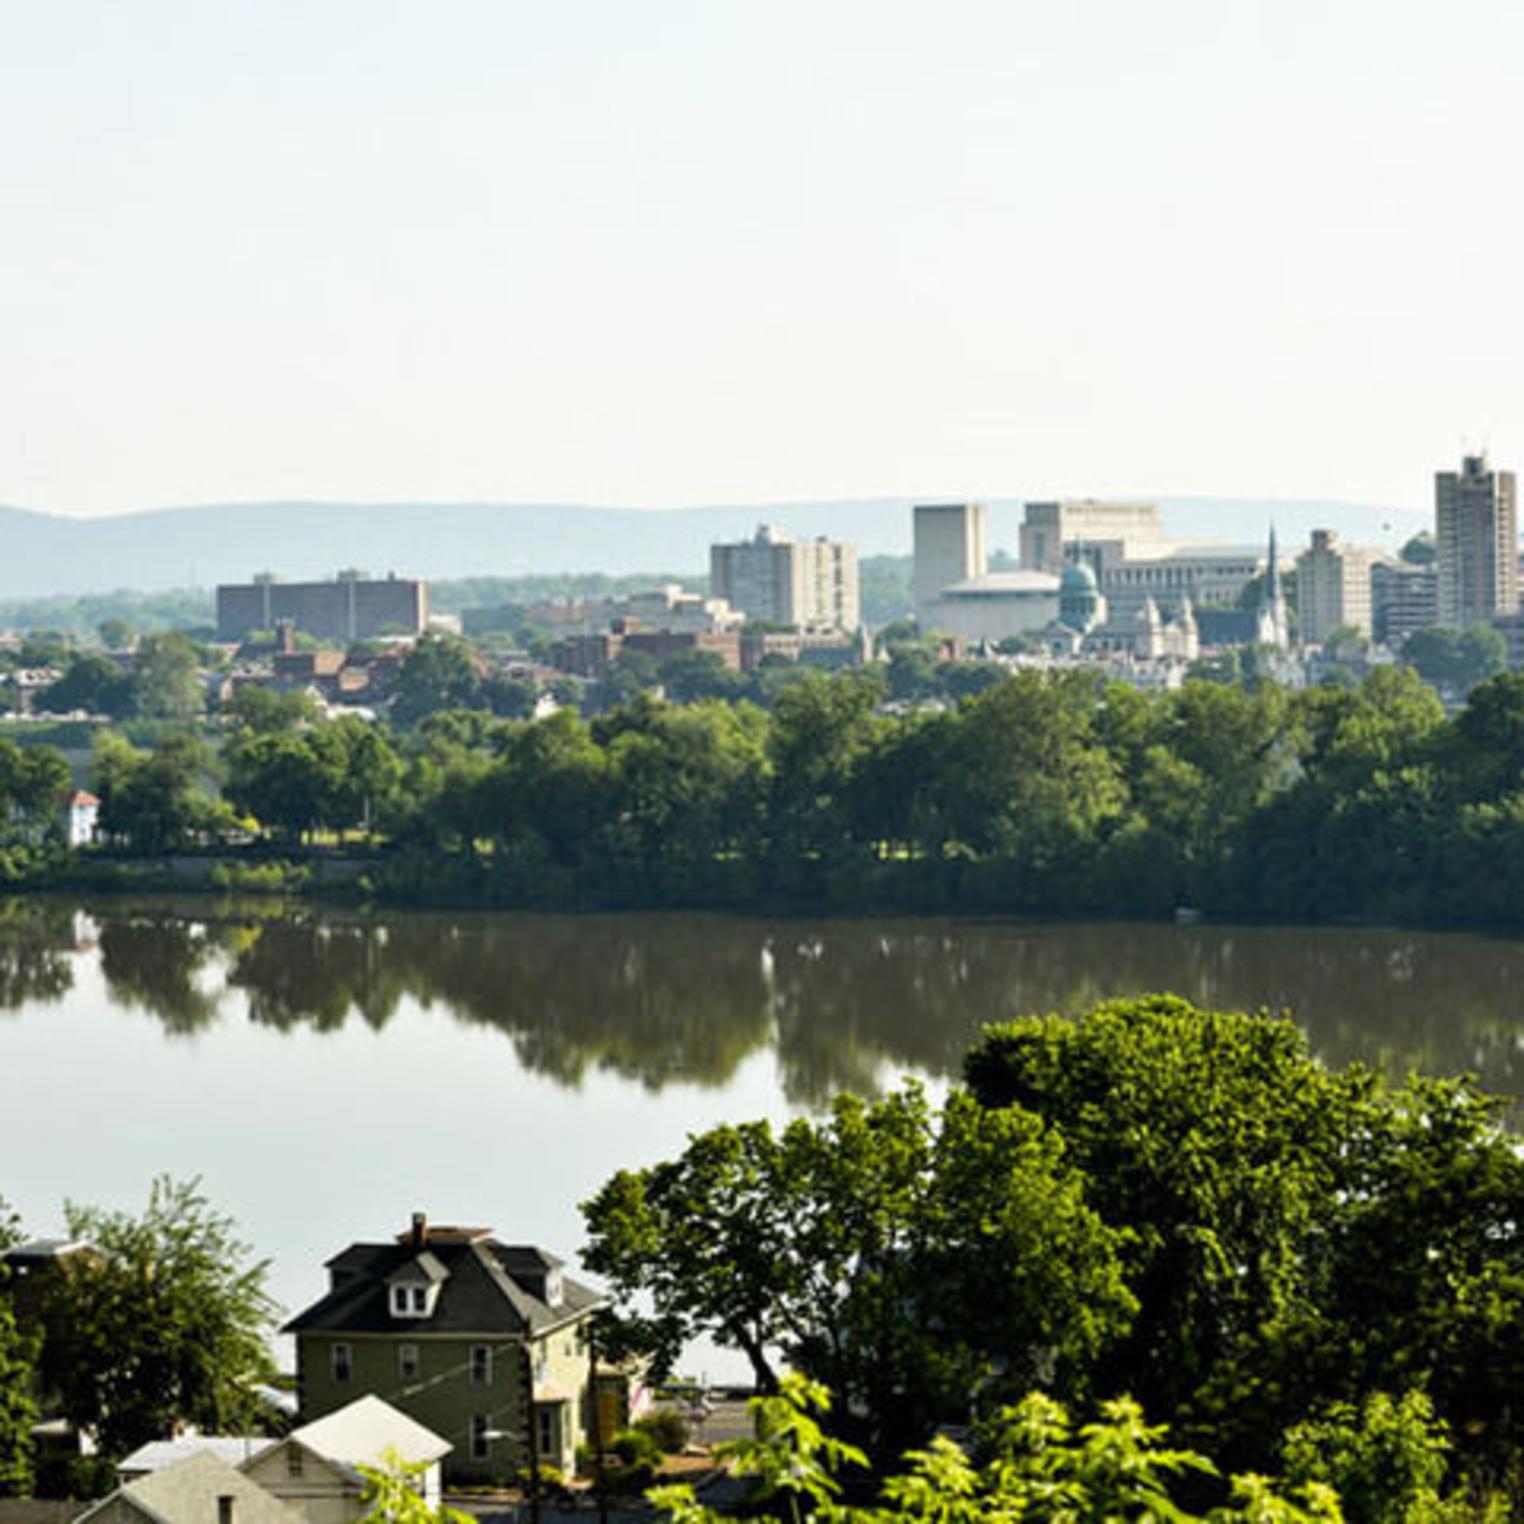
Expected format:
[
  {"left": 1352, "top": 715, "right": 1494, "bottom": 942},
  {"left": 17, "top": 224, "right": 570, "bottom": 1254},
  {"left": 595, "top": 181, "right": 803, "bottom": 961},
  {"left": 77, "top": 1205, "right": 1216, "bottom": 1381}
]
[
  {"left": 611, "top": 1427, "right": 662, "bottom": 1468},
  {"left": 636, "top": 1409, "right": 689, "bottom": 1453}
]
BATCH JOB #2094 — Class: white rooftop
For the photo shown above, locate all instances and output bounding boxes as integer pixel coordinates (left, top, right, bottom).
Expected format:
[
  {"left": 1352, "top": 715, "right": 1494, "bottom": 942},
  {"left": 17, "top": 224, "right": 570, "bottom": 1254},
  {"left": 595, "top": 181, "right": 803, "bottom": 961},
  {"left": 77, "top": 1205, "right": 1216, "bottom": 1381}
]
[
  {"left": 942, "top": 571, "right": 1060, "bottom": 596},
  {"left": 120, "top": 1438, "right": 278, "bottom": 1477},
  {"left": 290, "top": 1394, "right": 451, "bottom": 1468}
]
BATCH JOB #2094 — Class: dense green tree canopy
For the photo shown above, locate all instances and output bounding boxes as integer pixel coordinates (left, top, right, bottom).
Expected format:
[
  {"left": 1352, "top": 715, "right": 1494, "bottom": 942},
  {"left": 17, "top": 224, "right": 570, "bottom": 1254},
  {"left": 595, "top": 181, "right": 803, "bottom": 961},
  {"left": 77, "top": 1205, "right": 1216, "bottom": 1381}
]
[
  {"left": 591, "top": 995, "right": 1524, "bottom": 1505},
  {"left": 38, "top": 1177, "right": 278, "bottom": 1458},
  {"left": 92, "top": 732, "right": 224, "bottom": 853},
  {"left": 583, "top": 1083, "right": 1133, "bottom": 1455}
]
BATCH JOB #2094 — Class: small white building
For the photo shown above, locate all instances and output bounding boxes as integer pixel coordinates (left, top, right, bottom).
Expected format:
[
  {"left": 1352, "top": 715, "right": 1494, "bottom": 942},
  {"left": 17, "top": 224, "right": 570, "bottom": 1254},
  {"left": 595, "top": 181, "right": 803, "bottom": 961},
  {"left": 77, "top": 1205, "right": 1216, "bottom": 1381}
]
[
  {"left": 62, "top": 790, "right": 100, "bottom": 849},
  {"left": 110, "top": 1396, "right": 449, "bottom": 1524},
  {"left": 243, "top": 1396, "right": 451, "bottom": 1524},
  {"left": 78, "top": 1450, "right": 302, "bottom": 1524}
]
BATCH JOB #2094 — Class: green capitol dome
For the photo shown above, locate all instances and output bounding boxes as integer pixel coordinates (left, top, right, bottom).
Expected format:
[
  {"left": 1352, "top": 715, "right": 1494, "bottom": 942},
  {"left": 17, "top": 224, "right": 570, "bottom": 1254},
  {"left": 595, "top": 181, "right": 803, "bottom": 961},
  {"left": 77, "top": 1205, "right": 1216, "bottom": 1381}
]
[{"left": 1059, "top": 557, "right": 1105, "bottom": 633}]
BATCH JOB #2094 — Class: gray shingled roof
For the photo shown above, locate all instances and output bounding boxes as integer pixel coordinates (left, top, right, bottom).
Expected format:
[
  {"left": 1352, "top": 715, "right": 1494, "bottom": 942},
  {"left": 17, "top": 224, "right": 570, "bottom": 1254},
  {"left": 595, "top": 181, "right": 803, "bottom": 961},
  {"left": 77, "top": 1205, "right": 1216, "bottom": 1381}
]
[
  {"left": 283, "top": 1238, "right": 603, "bottom": 1337},
  {"left": 385, "top": 1251, "right": 448, "bottom": 1286}
]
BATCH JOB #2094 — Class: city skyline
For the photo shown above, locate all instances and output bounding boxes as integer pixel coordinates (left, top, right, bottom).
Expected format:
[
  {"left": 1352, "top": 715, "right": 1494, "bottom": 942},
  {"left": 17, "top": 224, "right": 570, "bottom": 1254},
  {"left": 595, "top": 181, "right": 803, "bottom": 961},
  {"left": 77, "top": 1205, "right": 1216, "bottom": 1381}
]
[{"left": 3, "top": 0, "right": 1523, "bottom": 518}]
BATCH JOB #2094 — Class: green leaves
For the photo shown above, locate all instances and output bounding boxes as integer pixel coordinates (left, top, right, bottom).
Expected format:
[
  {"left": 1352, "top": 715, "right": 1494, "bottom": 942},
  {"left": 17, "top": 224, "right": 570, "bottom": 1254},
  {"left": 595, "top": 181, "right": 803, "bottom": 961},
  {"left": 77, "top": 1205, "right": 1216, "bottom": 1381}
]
[
  {"left": 39, "top": 1176, "right": 278, "bottom": 1457},
  {"left": 355, "top": 1449, "right": 472, "bottom": 1524},
  {"left": 582, "top": 1082, "right": 1131, "bottom": 1453},
  {"left": 648, "top": 1384, "right": 1337, "bottom": 1524}
]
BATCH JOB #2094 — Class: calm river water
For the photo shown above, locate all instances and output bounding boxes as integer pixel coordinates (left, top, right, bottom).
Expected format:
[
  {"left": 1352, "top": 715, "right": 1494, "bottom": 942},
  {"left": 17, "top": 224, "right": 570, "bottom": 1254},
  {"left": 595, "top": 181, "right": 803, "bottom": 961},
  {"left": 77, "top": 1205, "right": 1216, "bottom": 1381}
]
[{"left": 5, "top": 896, "right": 1524, "bottom": 1379}]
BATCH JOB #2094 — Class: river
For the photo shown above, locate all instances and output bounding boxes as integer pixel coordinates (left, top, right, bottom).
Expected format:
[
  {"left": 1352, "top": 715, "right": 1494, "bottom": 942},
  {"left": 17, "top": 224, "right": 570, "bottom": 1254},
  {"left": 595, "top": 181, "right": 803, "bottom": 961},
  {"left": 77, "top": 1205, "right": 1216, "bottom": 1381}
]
[{"left": 4, "top": 896, "right": 1524, "bottom": 1381}]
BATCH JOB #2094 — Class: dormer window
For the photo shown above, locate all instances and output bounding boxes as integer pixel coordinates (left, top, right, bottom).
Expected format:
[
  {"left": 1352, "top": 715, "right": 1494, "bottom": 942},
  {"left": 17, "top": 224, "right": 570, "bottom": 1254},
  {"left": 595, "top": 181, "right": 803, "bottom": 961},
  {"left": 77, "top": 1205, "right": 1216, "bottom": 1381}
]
[
  {"left": 386, "top": 1251, "right": 448, "bottom": 1318},
  {"left": 389, "top": 1283, "right": 437, "bottom": 1318}
]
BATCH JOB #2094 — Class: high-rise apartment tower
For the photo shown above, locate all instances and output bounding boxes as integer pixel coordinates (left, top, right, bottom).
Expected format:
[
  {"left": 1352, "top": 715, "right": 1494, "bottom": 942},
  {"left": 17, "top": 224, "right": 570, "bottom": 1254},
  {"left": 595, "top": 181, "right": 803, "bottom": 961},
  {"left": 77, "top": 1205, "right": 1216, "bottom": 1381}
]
[
  {"left": 1295, "top": 529, "right": 1377, "bottom": 644},
  {"left": 1436, "top": 454, "right": 1518, "bottom": 627},
  {"left": 709, "top": 526, "right": 860, "bottom": 630}
]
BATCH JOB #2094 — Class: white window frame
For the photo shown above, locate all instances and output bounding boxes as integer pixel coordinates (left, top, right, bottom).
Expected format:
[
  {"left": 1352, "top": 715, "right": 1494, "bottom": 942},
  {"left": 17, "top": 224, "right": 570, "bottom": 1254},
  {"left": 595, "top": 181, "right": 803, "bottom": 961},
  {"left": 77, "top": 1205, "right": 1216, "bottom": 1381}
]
[{"left": 389, "top": 1283, "right": 435, "bottom": 1318}]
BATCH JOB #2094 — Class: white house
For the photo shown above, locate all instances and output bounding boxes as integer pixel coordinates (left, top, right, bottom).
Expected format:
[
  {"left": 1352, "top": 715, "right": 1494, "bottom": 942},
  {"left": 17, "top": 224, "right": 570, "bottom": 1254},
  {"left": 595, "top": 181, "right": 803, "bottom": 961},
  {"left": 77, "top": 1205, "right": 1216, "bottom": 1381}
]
[
  {"left": 62, "top": 790, "right": 100, "bottom": 848},
  {"left": 107, "top": 1396, "right": 449, "bottom": 1524},
  {"left": 241, "top": 1396, "right": 451, "bottom": 1524}
]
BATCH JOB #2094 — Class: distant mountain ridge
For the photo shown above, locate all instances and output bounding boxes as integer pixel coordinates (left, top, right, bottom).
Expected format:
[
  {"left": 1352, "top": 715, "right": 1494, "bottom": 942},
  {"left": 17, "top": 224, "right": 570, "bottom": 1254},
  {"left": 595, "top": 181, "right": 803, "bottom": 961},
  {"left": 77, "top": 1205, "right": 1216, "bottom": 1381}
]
[{"left": 0, "top": 495, "right": 1427, "bottom": 599}]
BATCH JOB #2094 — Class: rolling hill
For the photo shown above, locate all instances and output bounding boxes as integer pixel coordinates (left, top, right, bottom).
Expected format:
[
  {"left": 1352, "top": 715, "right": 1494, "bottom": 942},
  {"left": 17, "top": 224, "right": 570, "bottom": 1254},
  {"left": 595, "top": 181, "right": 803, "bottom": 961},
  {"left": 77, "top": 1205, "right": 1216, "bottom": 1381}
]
[{"left": 0, "top": 495, "right": 1427, "bottom": 600}]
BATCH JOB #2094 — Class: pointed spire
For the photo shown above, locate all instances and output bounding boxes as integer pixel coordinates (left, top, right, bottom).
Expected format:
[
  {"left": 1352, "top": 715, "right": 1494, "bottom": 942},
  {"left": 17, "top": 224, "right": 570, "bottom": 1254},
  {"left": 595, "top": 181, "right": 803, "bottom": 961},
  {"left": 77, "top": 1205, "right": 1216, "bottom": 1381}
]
[{"left": 1259, "top": 523, "right": 1288, "bottom": 649}]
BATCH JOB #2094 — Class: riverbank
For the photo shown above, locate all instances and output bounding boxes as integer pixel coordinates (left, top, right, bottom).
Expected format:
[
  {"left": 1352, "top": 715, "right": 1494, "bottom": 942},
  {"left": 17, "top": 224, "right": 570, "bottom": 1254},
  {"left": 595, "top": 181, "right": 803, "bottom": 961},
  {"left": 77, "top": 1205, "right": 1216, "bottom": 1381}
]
[{"left": 14, "top": 842, "right": 1524, "bottom": 934}]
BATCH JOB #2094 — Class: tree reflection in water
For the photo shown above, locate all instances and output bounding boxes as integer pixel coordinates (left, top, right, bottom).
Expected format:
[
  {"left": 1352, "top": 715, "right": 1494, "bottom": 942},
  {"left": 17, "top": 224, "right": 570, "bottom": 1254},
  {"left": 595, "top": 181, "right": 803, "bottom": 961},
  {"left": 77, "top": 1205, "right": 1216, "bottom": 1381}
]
[{"left": 4, "top": 899, "right": 1524, "bottom": 1107}]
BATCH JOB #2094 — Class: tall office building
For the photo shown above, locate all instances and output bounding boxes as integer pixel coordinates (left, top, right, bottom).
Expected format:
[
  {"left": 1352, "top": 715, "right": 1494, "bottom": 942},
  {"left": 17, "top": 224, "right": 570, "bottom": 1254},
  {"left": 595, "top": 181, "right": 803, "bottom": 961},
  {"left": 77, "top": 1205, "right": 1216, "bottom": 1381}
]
[
  {"left": 1296, "top": 529, "right": 1377, "bottom": 644},
  {"left": 913, "top": 503, "right": 988, "bottom": 624},
  {"left": 709, "top": 526, "right": 860, "bottom": 630},
  {"left": 1436, "top": 454, "right": 1518, "bottom": 627},
  {"left": 1019, "top": 499, "right": 1170, "bottom": 574},
  {"left": 1372, "top": 562, "right": 1438, "bottom": 650}
]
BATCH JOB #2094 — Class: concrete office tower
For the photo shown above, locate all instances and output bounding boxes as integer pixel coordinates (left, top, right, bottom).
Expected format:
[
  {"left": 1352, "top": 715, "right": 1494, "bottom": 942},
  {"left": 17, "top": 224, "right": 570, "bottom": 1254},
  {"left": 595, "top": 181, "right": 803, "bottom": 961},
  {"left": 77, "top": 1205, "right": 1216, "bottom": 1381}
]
[
  {"left": 1296, "top": 529, "right": 1377, "bottom": 644},
  {"left": 1019, "top": 500, "right": 1170, "bottom": 574},
  {"left": 217, "top": 570, "right": 429, "bottom": 642},
  {"left": 1372, "top": 562, "right": 1438, "bottom": 650},
  {"left": 709, "top": 525, "right": 861, "bottom": 630},
  {"left": 913, "top": 503, "right": 988, "bottom": 624},
  {"left": 1436, "top": 454, "right": 1518, "bottom": 627}
]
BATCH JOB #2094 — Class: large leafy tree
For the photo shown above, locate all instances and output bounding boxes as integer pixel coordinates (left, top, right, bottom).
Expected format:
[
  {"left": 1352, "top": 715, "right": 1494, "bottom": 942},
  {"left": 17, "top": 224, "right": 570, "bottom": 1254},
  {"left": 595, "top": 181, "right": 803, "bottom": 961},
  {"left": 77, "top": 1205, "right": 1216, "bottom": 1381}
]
[
  {"left": 36, "top": 652, "right": 134, "bottom": 718},
  {"left": 582, "top": 1084, "right": 1132, "bottom": 1455},
  {"left": 130, "top": 632, "right": 206, "bottom": 720},
  {"left": 963, "top": 995, "right": 1524, "bottom": 1484},
  {"left": 0, "top": 739, "right": 70, "bottom": 876},
  {"left": 596, "top": 697, "right": 768, "bottom": 875},
  {"left": 38, "top": 1177, "right": 278, "bottom": 1457},
  {"left": 389, "top": 635, "right": 484, "bottom": 727},
  {"left": 92, "top": 732, "right": 223, "bottom": 853},
  {"left": 963, "top": 997, "right": 1374, "bottom": 1464}
]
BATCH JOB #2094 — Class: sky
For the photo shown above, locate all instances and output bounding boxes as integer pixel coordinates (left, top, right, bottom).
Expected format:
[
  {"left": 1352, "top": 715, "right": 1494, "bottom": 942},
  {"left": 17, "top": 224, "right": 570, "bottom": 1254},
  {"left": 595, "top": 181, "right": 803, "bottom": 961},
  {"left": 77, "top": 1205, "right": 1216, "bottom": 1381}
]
[{"left": 2, "top": 0, "right": 1521, "bottom": 519}]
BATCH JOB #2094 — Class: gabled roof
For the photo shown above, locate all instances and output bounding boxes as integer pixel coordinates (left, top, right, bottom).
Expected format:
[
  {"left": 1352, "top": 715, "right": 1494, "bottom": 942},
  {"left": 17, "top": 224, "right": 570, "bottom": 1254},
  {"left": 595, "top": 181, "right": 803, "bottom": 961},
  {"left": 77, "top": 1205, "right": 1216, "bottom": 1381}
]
[
  {"left": 284, "top": 1236, "right": 603, "bottom": 1338},
  {"left": 77, "top": 1452, "right": 300, "bottom": 1524},
  {"left": 287, "top": 1394, "right": 450, "bottom": 1469},
  {"left": 385, "top": 1251, "right": 448, "bottom": 1286}
]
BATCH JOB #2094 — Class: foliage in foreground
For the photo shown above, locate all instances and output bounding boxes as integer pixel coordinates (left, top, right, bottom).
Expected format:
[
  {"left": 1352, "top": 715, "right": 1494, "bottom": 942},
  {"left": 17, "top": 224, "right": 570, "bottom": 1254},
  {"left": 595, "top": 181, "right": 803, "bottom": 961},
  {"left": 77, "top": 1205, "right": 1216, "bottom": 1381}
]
[
  {"left": 354, "top": 1450, "right": 472, "bottom": 1524},
  {"left": 650, "top": 1376, "right": 1342, "bottom": 1524},
  {"left": 584, "top": 996, "right": 1524, "bottom": 1504},
  {"left": 36, "top": 1176, "right": 279, "bottom": 1457}
]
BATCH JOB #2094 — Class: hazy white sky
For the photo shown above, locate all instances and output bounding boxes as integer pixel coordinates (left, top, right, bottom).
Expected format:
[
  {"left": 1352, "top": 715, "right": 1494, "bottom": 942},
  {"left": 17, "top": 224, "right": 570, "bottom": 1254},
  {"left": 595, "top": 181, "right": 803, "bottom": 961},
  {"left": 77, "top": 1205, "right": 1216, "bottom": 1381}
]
[{"left": 2, "top": 0, "right": 1520, "bottom": 517}]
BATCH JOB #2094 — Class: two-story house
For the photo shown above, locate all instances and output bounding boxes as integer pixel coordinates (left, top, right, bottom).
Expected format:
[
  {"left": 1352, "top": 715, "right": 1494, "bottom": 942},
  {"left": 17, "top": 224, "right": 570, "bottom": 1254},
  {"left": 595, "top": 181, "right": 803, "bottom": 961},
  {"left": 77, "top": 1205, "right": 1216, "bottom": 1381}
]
[{"left": 283, "top": 1215, "right": 606, "bottom": 1483}]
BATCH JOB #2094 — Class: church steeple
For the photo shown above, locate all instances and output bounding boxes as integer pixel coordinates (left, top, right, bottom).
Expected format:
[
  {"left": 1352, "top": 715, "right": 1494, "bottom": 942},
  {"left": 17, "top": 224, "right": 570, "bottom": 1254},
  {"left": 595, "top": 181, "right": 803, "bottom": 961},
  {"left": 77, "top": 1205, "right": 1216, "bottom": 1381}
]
[{"left": 1257, "top": 523, "right": 1289, "bottom": 650}]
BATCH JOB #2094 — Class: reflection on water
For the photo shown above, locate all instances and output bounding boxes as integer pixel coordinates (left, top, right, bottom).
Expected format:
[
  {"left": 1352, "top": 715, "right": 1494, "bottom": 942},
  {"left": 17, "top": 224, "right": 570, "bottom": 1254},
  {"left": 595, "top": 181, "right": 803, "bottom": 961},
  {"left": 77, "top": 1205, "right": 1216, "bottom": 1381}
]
[{"left": 5, "top": 897, "right": 1524, "bottom": 1104}]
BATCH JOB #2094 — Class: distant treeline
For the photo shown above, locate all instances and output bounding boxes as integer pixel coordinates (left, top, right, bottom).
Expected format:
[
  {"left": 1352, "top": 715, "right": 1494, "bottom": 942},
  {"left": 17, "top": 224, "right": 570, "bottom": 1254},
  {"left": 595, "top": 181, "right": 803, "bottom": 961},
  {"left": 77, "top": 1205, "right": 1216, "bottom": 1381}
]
[
  {"left": 11, "top": 664, "right": 1524, "bottom": 928},
  {"left": 0, "top": 555, "right": 916, "bottom": 638}
]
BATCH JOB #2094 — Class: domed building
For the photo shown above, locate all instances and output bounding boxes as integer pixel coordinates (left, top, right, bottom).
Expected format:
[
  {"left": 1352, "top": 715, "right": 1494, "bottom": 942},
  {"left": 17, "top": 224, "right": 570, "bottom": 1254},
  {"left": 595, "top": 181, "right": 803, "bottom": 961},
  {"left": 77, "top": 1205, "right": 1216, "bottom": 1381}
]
[{"left": 1057, "top": 556, "right": 1108, "bottom": 634}]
